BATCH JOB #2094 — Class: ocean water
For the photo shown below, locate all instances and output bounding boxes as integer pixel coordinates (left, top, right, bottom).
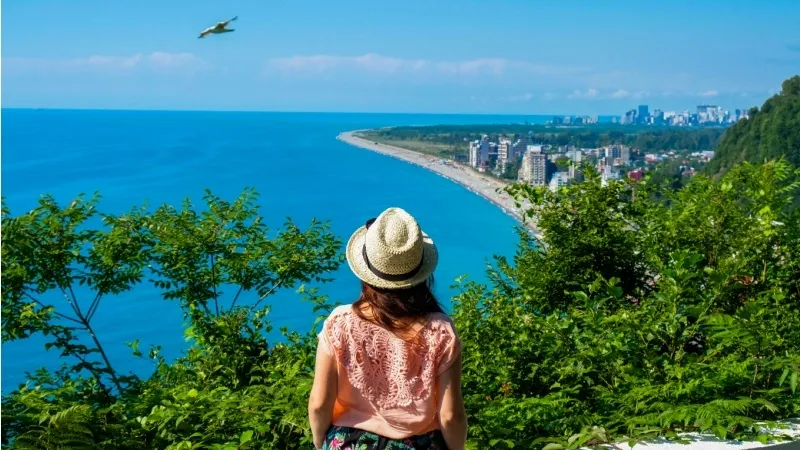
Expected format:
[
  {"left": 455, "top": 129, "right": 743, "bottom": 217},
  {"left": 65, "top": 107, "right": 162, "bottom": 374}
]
[{"left": 1, "top": 109, "right": 541, "bottom": 393}]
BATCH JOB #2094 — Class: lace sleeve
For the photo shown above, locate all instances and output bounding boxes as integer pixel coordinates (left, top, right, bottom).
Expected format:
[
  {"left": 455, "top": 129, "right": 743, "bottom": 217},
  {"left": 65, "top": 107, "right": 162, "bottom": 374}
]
[
  {"left": 317, "top": 327, "right": 334, "bottom": 356},
  {"left": 436, "top": 319, "right": 461, "bottom": 375},
  {"left": 319, "top": 305, "right": 349, "bottom": 357}
]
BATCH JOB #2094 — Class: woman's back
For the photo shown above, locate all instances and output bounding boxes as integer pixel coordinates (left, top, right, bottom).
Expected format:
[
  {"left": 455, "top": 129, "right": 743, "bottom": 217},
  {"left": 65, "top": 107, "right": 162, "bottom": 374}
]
[
  {"left": 308, "top": 208, "right": 466, "bottom": 450},
  {"left": 319, "top": 304, "right": 460, "bottom": 439}
]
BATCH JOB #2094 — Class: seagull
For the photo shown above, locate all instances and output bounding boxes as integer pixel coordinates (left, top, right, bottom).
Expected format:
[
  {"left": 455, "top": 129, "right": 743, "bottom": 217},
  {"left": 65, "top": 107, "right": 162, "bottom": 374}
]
[{"left": 198, "top": 16, "right": 237, "bottom": 38}]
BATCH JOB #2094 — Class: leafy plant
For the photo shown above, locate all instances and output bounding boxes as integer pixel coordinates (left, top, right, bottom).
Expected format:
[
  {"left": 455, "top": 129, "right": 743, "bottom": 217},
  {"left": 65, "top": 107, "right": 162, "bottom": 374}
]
[
  {"left": 453, "top": 160, "right": 800, "bottom": 448},
  {"left": 2, "top": 189, "right": 343, "bottom": 448},
  {"left": 2, "top": 160, "right": 799, "bottom": 448}
]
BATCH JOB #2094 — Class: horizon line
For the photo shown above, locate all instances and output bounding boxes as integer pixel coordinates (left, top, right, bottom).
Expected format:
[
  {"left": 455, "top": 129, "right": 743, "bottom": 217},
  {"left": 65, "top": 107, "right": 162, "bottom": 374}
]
[{"left": 1, "top": 106, "right": 626, "bottom": 117}]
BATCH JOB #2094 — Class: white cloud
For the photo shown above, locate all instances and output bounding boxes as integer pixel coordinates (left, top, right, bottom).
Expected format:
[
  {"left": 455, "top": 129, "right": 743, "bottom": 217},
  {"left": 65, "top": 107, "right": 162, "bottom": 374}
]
[
  {"left": 503, "top": 92, "right": 534, "bottom": 102},
  {"left": 3, "top": 52, "right": 209, "bottom": 74},
  {"left": 543, "top": 92, "right": 559, "bottom": 100},
  {"left": 265, "top": 53, "right": 586, "bottom": 79},
  {"left": 567, "top": 88, "right": 599, "bottom": 99},
  {"left": 436, "top": 58, "right": 510, "bottom": 76},
  {"left": 699, "top": 89, "right": 719, "bottom": 97},
  {"left": 611, "top": 89, "right": 630, "bottom": 99}
]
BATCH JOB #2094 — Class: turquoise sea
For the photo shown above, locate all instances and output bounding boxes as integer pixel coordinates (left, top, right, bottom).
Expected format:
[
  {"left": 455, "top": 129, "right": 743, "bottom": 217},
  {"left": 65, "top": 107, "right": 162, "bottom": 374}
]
[{"left": 1, "top": 109, "right": 546, "bottom": 393}]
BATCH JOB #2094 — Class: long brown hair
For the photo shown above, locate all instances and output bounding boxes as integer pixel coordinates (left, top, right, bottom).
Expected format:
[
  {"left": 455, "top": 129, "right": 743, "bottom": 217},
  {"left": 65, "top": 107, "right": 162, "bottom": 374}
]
[{"left": 353, "top": 277, "right": 444, "bottom": 337}]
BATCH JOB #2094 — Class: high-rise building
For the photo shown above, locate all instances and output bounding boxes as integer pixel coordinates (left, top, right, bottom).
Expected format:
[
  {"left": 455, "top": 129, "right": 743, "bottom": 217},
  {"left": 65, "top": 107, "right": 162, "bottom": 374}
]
[
  {"left": 512, "top": 134, "right": 532, "bottom": 158},
  {"left": 653, "top": 109, "right": 665, "bottom": 124},
  {"left": 638, "top": 105, "right": 650, "bottom": 124},
  {"left": 469, "top": 140, "right": 480, "bottom": 168},
  {"left": 603, "top": 145, "right": 631, "bottom": 164},
  {"left": 621, "top": 109, "right": 637, "bottom": 125},
  {"left": 479, "top": 135, "right": 489, "bottom": 168},
  {"left": 620, "top": 146, "right": 630, "bottom": 163},
  {"left": 518, "top": 146, "right": 547, "bottom": 186},
  {"left": 497, "top": 138, "right": 513, "bottom": 171},
  {"left": 469, "top": 135, "right": 490, "bottom": 169},
  {"left": 488, "top": 142, "right": 499, "bottom": 170}
]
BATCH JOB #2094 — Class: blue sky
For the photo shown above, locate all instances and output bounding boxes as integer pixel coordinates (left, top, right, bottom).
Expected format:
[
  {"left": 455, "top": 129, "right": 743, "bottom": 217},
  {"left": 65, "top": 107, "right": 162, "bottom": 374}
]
[{"left": 2, "top": 0, "right": 799, "bottom": 114}]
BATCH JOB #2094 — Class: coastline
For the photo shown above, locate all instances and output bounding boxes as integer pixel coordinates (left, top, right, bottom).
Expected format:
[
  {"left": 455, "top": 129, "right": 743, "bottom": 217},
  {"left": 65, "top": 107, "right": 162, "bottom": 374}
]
[{"left": 337, "top": 130, "right": 538, "bottom": 235}]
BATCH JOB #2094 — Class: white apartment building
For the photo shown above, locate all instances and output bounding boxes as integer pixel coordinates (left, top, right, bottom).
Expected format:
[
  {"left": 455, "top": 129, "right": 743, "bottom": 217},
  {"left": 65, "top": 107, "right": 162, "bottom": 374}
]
[
  {"left": 469, "top": 135, "right": 490, "bottom": 169},
  {"left": 518, "top": 146, "right": 547, "bottom": 186},
  {"left": 497, "top": 138, "right": 513, "bottom": 169}
]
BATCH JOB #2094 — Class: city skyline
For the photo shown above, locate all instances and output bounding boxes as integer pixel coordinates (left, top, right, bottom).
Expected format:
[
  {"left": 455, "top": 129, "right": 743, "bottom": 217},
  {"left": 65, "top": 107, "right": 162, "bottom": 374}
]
[{"left": 2, "top": 0, "right": 799, "bottom": 113}]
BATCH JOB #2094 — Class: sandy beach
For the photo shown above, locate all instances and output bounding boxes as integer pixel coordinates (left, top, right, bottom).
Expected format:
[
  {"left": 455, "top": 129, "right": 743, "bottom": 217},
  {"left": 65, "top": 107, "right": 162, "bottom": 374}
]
[{"left": 337, "top": 131, "right": 538, "bottom": 234}]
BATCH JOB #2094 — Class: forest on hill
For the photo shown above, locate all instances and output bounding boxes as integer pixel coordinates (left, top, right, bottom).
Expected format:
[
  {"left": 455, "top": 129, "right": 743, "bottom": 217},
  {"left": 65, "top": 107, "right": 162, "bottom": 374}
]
[{"left": 705, "top": 76, "right": 800, "bottom": 175}]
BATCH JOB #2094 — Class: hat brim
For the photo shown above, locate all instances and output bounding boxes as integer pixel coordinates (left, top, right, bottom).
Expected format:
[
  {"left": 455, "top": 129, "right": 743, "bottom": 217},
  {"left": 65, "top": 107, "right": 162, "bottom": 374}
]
[{"left": 345, "top": 225, "right": 438, "bottom": 290}]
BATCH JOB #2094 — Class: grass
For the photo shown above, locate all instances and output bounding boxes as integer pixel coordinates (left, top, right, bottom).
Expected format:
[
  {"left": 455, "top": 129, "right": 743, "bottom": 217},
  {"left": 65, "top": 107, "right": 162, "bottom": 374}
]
[{"left": 357, "top": 131, "right": 467, "bottom": 160}]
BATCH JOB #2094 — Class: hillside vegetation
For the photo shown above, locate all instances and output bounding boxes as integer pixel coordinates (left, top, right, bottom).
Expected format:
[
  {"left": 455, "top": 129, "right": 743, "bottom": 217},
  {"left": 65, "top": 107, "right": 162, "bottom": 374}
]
[
  {"left": 2, "top": 158, "right": 800, "bottom": 449},
  {"left": 706, "top": 75, "right": 800, "bottom": 175}
]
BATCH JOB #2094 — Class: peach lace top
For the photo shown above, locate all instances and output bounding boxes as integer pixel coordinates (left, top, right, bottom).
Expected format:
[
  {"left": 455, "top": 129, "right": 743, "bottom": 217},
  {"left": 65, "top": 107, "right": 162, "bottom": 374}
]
[{"left": 318, "top": 304, "right": 461, "bottom": 439}]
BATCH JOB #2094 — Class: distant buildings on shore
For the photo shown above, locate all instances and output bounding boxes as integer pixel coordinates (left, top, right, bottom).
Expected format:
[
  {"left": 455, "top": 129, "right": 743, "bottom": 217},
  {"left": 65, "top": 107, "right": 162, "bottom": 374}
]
[
  {"left": 469, "top": 131, "right": 641, "bottom": 191},
  {"left": 546, "top": 104, "right": 750, "bottom": 127},
  {"left": 467, "top": 125, "right": 717, "bottom": 191},
  {"left": 469, "top": 133, "right": 535, "bottom": 174},
  {"left": 516, "top": 142, "right": 634, "bottom": 190},
  {"left": 617, "top": 104, "right": 749, "bottom": 126},
  {"left": 548, "top": 115, "right": 599, "bottom": 125}
]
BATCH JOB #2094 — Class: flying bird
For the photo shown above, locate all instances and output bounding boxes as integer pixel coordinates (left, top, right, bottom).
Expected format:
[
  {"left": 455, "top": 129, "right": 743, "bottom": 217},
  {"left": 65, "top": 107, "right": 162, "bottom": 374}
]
[{"left": 198, "top": 16, "right": 237, "bottom": 39}]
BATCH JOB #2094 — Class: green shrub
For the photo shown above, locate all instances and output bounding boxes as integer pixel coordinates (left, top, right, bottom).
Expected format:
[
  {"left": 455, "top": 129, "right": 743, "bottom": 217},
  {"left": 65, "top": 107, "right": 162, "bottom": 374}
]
[{"left": 2, "top": 161, "right": 799, "bottom": 449}]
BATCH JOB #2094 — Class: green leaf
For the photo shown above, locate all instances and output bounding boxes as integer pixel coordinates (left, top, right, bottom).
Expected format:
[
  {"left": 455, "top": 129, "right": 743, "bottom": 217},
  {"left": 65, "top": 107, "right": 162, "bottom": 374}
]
[
  {"left": 791, "top": 372, "right": 798, "bottom": 394},
  {"left": 778, "top": 368, "right": 790, "bottom": 386},
  {"left": 240, "top": 430, "right": 253, "bottom": 444},
  {"left": 542, "top": 444, "right": 565, "bottom": 450}
]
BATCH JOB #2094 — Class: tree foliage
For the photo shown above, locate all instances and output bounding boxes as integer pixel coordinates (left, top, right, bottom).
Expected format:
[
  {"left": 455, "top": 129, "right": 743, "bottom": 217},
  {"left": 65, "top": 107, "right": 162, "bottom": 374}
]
[
  {"left": 2, "top": 160, "right": 800, "bottom": 448},
  {"left": 706, "top": 75, "right": 800, "bottom": 176},
  {"left": 456, "top": 160, "right": 800, "bottom": 448},
  {"left": 2, "top": 189, "right": 343, "bottom": 449}
]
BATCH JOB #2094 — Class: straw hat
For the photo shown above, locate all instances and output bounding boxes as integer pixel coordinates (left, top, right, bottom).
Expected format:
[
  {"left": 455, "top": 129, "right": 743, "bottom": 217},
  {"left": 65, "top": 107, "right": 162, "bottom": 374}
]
[{"left": 346, "top": 207, "right": 438, "bottom": 290}]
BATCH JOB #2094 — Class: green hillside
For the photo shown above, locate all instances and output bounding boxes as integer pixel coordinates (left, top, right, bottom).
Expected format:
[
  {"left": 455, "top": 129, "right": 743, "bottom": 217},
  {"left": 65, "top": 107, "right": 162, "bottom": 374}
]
[{"left": 706, "top": 75, "right": 800, "bottom": 175}]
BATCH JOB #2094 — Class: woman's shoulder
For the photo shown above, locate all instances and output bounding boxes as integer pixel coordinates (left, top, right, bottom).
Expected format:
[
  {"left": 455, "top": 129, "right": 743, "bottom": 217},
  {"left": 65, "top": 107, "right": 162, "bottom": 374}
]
[
  {"left": 328, "top": 303, "right": 355, "bottom": 317},
  {"left": 424, "top": 312, "right": 458, "bottom": 335},
  {"left": 323, "top": 304, "right": 356, "bottom": 328},
  {"left": 426, "top": 311, "right": 454, "bottom": 325}
]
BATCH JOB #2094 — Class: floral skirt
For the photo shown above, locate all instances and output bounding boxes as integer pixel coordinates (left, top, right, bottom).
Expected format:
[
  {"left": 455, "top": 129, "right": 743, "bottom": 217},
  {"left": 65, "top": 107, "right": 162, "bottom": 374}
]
[{"left": 323, "top": 425, "right": 448, "bottom": 450}]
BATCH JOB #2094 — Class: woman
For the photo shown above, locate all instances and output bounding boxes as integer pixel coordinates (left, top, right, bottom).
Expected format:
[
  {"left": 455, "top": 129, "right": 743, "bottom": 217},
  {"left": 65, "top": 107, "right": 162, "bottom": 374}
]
[{"left": 309, "top": 207, "right": 467, "bottom": 450}]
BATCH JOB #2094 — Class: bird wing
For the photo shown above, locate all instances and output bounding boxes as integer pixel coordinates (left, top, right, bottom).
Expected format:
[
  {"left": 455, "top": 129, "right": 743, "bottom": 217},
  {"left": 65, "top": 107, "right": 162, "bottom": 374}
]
[{"left": 216, "top": 16, "right": 238, "bottom": 28}]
